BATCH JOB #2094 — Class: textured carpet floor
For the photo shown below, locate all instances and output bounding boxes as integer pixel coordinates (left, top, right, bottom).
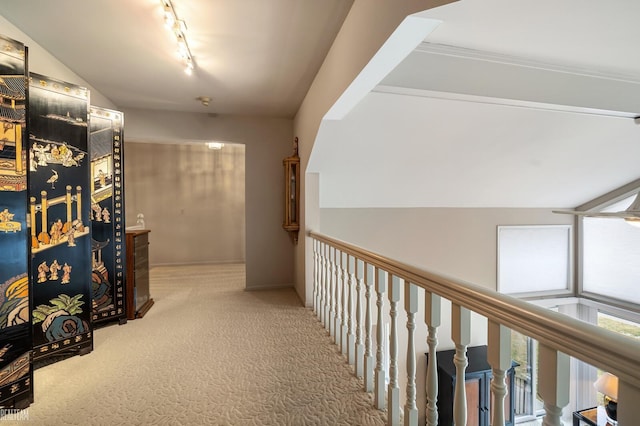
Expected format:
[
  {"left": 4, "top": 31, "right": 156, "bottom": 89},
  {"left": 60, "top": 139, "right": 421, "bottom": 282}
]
[{"left": 18, "top": 263, "right": 386, "bottom": 425}]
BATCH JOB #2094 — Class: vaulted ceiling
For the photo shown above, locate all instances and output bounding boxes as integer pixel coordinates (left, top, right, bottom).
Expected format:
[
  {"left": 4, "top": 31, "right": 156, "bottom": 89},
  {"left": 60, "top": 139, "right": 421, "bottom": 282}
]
[{"left": 310, "top": 0, "right": 640, "bottom": 209}]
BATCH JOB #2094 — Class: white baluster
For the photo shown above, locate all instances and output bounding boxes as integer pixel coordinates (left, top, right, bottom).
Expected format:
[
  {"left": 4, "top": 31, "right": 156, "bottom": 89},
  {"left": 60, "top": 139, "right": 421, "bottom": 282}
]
[
  {"left": 452, "top": 304, "right": 471, "bottom": 426},
  {"left": 618, "top": 380, "right": 640, "bottom": 424},
  {"left": 425, "top": 292, "right": 441, "bottom": 426},
  {"left": 318, "top": 242, "right": 327, "bottom": 325},
  {"left": 341, "top": 251, "right": 349, "bottom": 355},
  {"left": 328, "top": 247, "right": 336, "bottom": 337},
  {"left": 355, "top": 259, "right": 365, "bottom": 377},
  {"left": 317, "top": 241, "right": 322, "bottom": 317},
  {"left": 374, "top": 267, "right": 387, "bottom": 410},
  {"left": 404, "top": 283, "right": 418, "bottom": 426},
  {"left": 488, "top": 320, "right": 511, "bottom": 426},
  {"left": 334, "top": 249, "right": 342, "bottom": 346},
  {"left": 364, "top": 263, "right": 375, "bottom": 392},
  {"left": 324, "top": 244, "right": 331, "bottom": 330},
  {"left": 538, "top": 344, "right": 569, "bottom": 426},
  {"left": 388, "top": 274, "right": 401, "bottom": 426},
  {"left": 347, "top": 255, "right": 356, "bottom": 366},
  {"left": 313, "top": 240, "right": 318, "bottom": 315}
]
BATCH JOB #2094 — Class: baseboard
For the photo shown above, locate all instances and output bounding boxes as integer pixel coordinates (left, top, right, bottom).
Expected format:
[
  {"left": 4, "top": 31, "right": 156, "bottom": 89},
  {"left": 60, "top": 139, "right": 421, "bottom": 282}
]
[
  {"left": 150, "top": 260, "right": 245, "bottom": 268},
  {"left": 244, "top": 283, "right": 294, "bottom": 291}
]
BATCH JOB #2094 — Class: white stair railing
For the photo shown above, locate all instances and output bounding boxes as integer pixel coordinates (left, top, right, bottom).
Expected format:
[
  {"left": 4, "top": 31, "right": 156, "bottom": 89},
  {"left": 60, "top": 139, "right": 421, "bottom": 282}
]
[
  {"left": 451, "top": 304, "right": 470, "bottom": 426},
  {"left": 374, "top": 267, "right": 387, "bottom": 410},
  {"left": 404, "top": 283, "right": 419, "bottom": 426},
  {"left": 424, "top": 291, "right": 440, "bottom": 426},
  {"left": 364, "top": 263, "right": 375, "bottom": 392},
  {"left": 347, "top": 255, "right": 356, "bottom": 365},
  {"left": 488, "top": 320, "right": 511, "bottom": 426},
  {"left": 340, "top": 252, "right": 348, "bottom": 355},
  {"left": 388, "top": 274, "right": 401, "bottom": 425},
  {"left": 355, "top": 259, "right": 365, "bottom": 378},
  {"left": 310, "top": 231, "right": 640, "bottom": 425}
]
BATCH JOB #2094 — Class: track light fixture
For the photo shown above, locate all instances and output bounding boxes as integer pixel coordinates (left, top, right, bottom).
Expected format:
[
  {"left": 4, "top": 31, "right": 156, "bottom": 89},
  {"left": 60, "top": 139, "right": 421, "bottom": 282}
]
[{"left": 161, "top": 0, "right": 194, "bottom": 75}]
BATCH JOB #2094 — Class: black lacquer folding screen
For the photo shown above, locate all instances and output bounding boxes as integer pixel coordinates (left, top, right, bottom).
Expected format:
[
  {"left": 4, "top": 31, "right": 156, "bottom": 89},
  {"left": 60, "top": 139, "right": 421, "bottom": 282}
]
[
  {"left": 89, "top": 106, "right": 126, "bottom": 325},
  {"left": 0, "top": 35, "right": 33, "bottom": 408},
  {"left": 28, "top": 73, "right": 93, "bottom": 362}
]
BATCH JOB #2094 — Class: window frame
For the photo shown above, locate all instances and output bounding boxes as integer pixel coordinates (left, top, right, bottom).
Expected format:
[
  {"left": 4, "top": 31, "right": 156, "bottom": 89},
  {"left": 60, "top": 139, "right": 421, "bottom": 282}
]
[
  {"left": 576, "top": 179, "right": 640, "bottom": 314},
  {"left": 497, "top": 224, "right": 573, "bottom": 298}
]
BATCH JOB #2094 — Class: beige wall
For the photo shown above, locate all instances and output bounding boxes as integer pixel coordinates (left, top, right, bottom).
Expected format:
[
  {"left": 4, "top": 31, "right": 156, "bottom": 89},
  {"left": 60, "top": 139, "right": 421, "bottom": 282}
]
[
  {"left": 122, "top": 108, "right": 294, "bottom": 289},
  {"left": 293, "top": 0, "right": 454, "bottom": 305},
  {"left": 320, "top": 207, "right": 574, "bottom": 290},
  {"left": 0, "top": 16, "right": 116, "bottom": 109},
  {"left": 124, "top": 142, "right": 245, "bottom": 266}
]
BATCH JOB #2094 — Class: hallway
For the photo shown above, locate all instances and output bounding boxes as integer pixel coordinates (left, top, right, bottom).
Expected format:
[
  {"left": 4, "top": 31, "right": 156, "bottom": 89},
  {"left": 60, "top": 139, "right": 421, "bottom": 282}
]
[{"left": 23, "top": 264, "right": 386, "bottom": 425}]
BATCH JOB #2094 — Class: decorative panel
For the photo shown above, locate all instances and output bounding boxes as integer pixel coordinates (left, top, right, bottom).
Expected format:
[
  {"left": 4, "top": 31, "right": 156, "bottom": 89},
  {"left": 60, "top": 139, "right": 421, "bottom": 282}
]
[
  {"left": 0, "top": 34, "right": 32, "bottom": 408},
  {"left": 28, "top": 73, "right": 93, "bottom": 362},
  {"left": 89, "top": 106, "right": 126, "bottom": 325}
]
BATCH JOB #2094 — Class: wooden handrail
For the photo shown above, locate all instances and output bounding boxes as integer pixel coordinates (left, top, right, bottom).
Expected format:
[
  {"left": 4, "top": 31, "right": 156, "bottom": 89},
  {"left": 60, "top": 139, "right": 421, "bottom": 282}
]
[{"left": 309, "top": 231, "right": 640, "bottom": 390}]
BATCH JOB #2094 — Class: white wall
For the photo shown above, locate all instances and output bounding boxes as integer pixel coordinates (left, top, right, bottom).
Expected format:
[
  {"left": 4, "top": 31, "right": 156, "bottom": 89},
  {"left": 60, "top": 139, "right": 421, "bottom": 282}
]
[
  {"left": 0, "top": 15, "right": 116, "bottom": 110},
  {"left": 122, "top": 108, "right": 294, "bottom": 289},
  {"left": 294, "top": 0, "right": 454, "bottom": 305}
]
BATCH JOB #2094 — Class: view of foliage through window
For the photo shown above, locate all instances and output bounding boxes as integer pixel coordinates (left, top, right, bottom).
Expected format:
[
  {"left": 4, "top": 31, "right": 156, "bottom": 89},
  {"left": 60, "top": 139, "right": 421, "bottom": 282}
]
[{"left": 597, "top": 312, "right": 640, "bottom": 339}]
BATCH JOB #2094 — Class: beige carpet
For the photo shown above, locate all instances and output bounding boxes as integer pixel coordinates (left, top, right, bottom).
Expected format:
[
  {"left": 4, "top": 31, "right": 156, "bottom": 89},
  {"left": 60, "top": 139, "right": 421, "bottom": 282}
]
[{"left": 17, "top": 263, "right": 386, "bottom": 425}]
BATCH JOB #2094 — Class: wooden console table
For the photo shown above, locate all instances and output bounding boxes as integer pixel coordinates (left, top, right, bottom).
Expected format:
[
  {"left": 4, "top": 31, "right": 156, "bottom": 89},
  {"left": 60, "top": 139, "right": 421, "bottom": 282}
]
[
  {"left": 573, "top": 406, "right": 613, "bottom": 426},
  {"left": 125, "top": 230, "right": 154, "bottom": 319}
]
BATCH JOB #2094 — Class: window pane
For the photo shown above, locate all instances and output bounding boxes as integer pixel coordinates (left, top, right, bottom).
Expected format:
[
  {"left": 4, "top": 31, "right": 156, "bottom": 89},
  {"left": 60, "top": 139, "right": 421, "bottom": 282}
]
[
  {"left": 597, "top": 312, "right": 640, "bottom": 340},
  {"left": 583, "top": 194, "right": 640, "bottom": 304},
  {"left": 498, "top": 226, "right": 571, "bottom": 294}
]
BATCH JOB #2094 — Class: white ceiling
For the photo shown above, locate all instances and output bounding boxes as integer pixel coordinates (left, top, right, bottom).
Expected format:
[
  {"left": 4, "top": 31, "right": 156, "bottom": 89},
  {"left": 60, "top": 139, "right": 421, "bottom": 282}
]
[
  {"left": 311, "top": 0, "right": 640, "bottom": 209},
  {"left": 0, "top": 0, "right": 353, "bottom": 117},
  {"left": 2, "top": 0, "right": 640, "bottom": 210}
]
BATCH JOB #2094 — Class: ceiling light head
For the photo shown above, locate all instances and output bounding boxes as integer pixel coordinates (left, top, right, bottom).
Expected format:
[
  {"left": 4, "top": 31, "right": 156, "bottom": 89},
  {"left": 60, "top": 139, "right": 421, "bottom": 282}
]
[
  {"left": 207, "top": 142, "right": 224, "bottom": 150},
  {"left": 624, "top": 217, "right": 640, "bottom": 228},
  {"left": 196, "top": 96, "right": 211, "bottom": 106},
  {"left": 160, "top": 0, "right": 195, "bottom": 75}
]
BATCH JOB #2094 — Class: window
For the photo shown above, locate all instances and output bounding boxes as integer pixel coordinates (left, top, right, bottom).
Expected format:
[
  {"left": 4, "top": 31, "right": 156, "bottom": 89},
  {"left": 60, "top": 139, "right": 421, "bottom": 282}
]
[
  {"left": 582, "top": 193, "right": 640, "bottom": 305},
  {"left": 597, "top": 311, "right": 640, "bottom": 340},
  {"left": 498, "top": 225, "right": 572, "bottom": 296}
]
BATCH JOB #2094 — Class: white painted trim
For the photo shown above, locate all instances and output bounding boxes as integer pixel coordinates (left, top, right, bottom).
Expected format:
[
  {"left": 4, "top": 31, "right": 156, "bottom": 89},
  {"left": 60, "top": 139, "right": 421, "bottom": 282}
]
[
  {"left": 414, "top": 42, "right": 640, "bottom": 85},
  {"left": 323, "top": 15, "right": 442, "bottom": 121},
  {"left": 373, "top": 85, "right": 640, "bottom": 119}
]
